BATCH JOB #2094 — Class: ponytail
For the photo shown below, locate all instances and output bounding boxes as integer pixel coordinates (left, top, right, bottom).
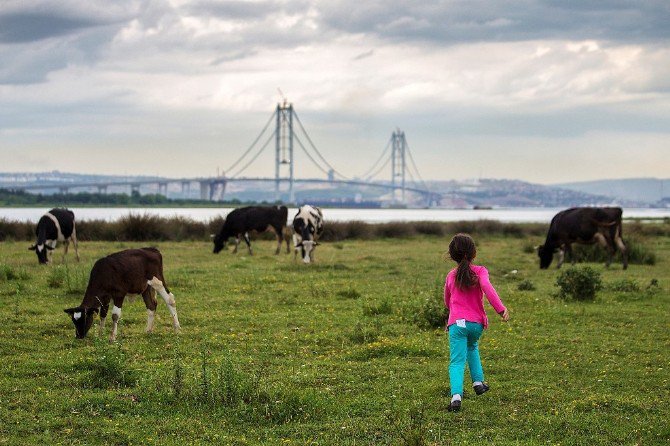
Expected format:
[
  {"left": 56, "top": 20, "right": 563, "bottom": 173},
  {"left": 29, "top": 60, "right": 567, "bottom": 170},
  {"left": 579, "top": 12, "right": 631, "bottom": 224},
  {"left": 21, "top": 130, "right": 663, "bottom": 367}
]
[{"left": 448, "top": 234, "right": 479, "bottom": 290}]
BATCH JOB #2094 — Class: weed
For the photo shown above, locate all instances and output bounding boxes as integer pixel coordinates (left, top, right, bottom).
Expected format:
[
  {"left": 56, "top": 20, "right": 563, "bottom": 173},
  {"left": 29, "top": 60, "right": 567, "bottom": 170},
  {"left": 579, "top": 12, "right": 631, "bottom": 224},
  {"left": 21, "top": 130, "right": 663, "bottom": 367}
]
[
  {"left": 348, "top": 320, "right": 380, "bottom": 344},
  {"left": 362, "top": 298, "right": 393, "bottom": 316},
  {"left": 572, "top": 238, "right": 656, "bottom": 266},
  {"left": 337, "top": 287, "right": 362, "bottom": 299},
  {"left": 607, "top": 278, "right": 640, "bottom": 293},
  {"left": 555, "top": 266, "right": 602, "bottom": 301},
  {"left": 85, "top": 342, "right": 137, "bottom": 389},
  {"left": 47, "top": 266, "right": 67, "bottom": 288},
  {"left": 517, "top": 279, "right": 536, "bottom": 291},
  {"left": 413, "top": 278, "right": 448, "bottom": 329}
]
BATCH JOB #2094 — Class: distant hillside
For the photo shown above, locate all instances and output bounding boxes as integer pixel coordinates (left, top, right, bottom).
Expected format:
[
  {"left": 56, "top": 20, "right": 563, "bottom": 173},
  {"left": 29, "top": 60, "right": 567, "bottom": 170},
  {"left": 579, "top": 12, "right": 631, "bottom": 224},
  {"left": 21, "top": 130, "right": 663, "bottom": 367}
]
[{"left": 555, "top": 178, "right": 669, "bottom": 204}]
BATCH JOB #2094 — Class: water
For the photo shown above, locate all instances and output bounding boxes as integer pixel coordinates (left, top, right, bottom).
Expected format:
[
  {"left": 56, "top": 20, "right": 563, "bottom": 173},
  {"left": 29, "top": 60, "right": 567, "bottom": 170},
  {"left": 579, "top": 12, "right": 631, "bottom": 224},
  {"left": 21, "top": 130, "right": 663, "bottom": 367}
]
[{"left": 1, "top": 207, "right": 668, "bottom": 223}]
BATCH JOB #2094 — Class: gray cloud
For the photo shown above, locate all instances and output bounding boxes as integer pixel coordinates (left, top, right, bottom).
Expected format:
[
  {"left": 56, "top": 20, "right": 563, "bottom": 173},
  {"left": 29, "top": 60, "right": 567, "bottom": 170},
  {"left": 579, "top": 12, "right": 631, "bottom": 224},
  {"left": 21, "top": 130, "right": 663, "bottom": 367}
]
[
  {"left": 317, "top": 0, "right": 670, "bottom": 44},
  {"left": 0, "top": 12, "right": 99, "bottom": 43}
]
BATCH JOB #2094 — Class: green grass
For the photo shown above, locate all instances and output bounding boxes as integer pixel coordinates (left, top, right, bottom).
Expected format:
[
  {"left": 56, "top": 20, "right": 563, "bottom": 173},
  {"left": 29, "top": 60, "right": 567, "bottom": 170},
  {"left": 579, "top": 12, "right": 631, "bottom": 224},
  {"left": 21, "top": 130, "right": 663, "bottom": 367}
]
[{"left": 0, "top": 235, "right": 669, "bottom": 445}]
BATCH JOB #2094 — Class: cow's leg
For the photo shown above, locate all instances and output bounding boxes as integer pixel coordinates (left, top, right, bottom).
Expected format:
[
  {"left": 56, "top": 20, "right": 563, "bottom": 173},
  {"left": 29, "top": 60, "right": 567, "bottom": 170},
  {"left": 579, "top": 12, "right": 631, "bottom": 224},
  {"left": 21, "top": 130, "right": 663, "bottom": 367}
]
[
  {"left": 110, "top": 300, "right": 123, "bottom": 343},
  {"left": 71, "top": 232, "right": 80, "bottom": 262},
  {"left": 615, "top": 234, "right": 628, "bottom": 270},
  {"left": 142, "top": 287, "right": 158, "bottom": 333},
  {"left": 61, "top": 240, "right": 70, "bottom": 262},
  {"left": 148, "top": 276, "right": 180, "bottom": 332},
  {"left": 285, "top": 229, "right": 291, "bottom": 254},
  {"left": 99, "top": 303, "right": 109, "bottom": 336},
  {"left": 244, "top": 232, "right": 253, "bottom": 255},
  {"left": 564, "top": 243, "right": 575, "bottom": 265},
  {"left": 232, "top": 236, "right": 240, "bottom": 254},
  {"left": 274, "top": 227, "right": 282, "bottom": 255},
  {"left": 556, "top": 247, "right": 565, "bottom": 269},
  {"left": 593, "top": 233, "right": 613, "bottom": 267}
]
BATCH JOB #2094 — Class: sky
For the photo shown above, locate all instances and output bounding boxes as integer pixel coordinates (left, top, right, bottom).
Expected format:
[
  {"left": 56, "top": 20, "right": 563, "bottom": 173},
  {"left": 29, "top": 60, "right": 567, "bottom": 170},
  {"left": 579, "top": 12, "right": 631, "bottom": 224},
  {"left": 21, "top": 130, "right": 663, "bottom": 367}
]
[{"left": 1, "top": 0, "right": 669, "bottom": 184}]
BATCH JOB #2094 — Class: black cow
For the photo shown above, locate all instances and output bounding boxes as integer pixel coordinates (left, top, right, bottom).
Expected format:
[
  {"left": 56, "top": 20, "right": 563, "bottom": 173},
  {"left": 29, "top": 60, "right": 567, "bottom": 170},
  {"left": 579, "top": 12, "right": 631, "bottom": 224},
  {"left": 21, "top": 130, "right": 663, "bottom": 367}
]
[
  {"left": 29, "top": 208, "right": 80, "bottom": 264},
  {"left": 538, "top": 207, "right": 628, "bottom": 269},
  {"left": 64, "top": 248, "right": 180, "bottom": 342},
  {"left": 213, "top": 206, "right": 288, "bottom": 255},
  {"left": 292, "top": 205, "right": 324, "bottom": 263}
]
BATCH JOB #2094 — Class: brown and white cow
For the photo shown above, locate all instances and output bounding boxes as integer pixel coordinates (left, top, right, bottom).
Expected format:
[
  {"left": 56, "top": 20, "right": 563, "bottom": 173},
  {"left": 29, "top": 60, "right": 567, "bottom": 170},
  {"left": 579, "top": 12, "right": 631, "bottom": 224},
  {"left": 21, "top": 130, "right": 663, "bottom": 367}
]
[
  {"left": 64, "top": 248, "right": 180, "bottom": 342},
  {"left": 538, "top": 207, "right": 628, "bottom": 269}
]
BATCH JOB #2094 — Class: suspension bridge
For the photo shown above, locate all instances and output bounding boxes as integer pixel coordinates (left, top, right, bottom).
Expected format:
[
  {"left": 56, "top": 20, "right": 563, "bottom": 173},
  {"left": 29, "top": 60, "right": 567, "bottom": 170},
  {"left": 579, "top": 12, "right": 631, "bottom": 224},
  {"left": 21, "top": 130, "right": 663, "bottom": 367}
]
[{"left": 12, "top": 102, "right": 442, "bottom": 206}]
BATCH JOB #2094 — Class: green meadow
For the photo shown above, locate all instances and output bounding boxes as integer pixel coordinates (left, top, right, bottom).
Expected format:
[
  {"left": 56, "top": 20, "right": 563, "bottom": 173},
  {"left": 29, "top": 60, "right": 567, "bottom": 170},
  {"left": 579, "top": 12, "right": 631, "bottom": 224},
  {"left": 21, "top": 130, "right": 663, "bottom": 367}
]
[{"left": 0, "top": 231, "right": 668, "bottom": 445}]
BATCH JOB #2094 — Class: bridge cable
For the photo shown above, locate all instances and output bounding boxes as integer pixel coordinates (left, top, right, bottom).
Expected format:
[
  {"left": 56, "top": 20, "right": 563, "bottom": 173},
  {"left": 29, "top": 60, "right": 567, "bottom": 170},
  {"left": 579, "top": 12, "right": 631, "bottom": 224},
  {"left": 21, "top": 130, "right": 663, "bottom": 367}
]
[
  {"left": 292, "top": 112, "right": 350, "bottom": 180},
  {"left": 364, "top": 151, "right": 392, "bottom": 182},
  {"left": 228, "top": 129, "right": 277, "bottom": 178},
  {"left": 224, "top": 110, "right": 276, "bottom": 175},
  {"left": 293, "top": 133, "right": 331, "bottom": 176},
  {"left": 405, "top": 142, "right": 430, "bottom": 191},
  {"left": 359, "top": 136, "right": 392, "bottom": 180}
]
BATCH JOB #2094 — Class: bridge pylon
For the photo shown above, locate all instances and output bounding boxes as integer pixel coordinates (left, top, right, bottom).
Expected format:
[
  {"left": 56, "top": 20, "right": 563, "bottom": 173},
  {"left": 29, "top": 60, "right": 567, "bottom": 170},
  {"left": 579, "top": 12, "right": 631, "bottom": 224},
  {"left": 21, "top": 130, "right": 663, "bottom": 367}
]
[
  {"left": 391, "top": 129, "right": 407, "bottom": 205},
  {"left": 275, "top": 101, "right": 295, "bottom": 203}
]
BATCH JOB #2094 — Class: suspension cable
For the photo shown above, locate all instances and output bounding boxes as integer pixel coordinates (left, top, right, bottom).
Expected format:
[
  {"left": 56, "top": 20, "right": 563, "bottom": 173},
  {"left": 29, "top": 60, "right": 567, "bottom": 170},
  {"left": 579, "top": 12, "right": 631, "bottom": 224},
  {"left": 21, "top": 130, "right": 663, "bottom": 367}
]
[
  {"left": 359, "top": 136, "right": 392, "bottom": 179},
  {"left": 224, "top": 110, "right": 276, "bottom": 175},
  {"left": 293, "top": 133, "right": 331, "bottom": 176},
  {"left": 228, "top": 129, "right": 276, "bottom": 178},
  {"left": 405, "top": 142, "right": 430, "bottom": 190},
  {"left": 292, "top": 111, "right": 349, "bottom": 180},
  {"left": 365, "top": 152, "right": 392, "bottom": 182}
]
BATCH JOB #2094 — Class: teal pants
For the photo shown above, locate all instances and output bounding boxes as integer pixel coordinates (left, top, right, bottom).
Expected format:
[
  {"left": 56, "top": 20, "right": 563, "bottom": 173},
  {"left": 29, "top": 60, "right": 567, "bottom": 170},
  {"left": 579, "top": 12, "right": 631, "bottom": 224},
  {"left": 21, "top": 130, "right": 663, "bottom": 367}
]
[{"left": 448, "top": 321, "right": 485, "bottom": 397}]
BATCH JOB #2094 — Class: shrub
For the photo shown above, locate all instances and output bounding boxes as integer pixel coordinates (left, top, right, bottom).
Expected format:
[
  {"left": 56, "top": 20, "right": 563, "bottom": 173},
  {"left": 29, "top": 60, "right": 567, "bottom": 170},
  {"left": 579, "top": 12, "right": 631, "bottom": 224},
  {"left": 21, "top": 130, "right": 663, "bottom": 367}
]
[
  {"left": 117, "top": 213, "right": 168, "bottom": 241},
  {"left": 414, "top": 222, "right": 444, "bottom": 236},
  {"left": 0, "top": 264, "right": 28, "bottom": 281},
  {"left": 517, "top": 279, "right": 536, "bottom": 291},
  {"left": 348, "top": 320, "right": 380, "bottom": 344},
  {"left": 607, "top": 278, "right": 640, "bottom": 293},
  {"left": 85, "top": 343, "right": 137, "bottom": 388},
  {"left": 47, "top": 266, "right": 67, "bottom": 288},
  {"left": 375, "top": 222, "right": 415, "bottom": 238},
  {"left": 413, "top": 278, "right": 448, "bottom": 329},
  {"left": 362, "top": 298, "right": 393, "bottom": 316},
  {"left": 555, "top": 266, "right": 602, "bottom": 301},
  {"left": 337, "top": 287, "right": 361, "bottom": 299}
]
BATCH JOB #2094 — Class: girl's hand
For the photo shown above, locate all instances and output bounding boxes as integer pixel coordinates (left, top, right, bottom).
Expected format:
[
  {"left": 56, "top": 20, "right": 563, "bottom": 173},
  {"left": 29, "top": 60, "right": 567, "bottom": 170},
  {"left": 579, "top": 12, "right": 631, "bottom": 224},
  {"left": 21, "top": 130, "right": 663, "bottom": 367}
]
[{"left": 499, "top": 308, "right": 510, "bottom": 322}]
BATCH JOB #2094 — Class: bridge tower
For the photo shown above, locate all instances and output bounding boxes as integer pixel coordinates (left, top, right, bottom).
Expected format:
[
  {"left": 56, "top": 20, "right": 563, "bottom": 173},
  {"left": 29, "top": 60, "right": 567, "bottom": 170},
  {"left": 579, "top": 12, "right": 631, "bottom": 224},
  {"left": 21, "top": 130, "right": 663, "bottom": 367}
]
[
  {"left": 275, "top": 101, "right": 295, "bottom": 203},
  {"left": 391, "top": 129, "right": 407, "bottom": 204}
]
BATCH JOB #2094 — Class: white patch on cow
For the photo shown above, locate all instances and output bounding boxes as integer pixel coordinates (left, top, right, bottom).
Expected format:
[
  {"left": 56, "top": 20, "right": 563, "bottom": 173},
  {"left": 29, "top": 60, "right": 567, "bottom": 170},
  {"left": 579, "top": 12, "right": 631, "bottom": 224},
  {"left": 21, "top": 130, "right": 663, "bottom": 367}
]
[
  {"left": 37, "top": 244, "right": 44, "bottom": 253},
  {"left": 110, "top": 305, "right": 122, "bottom": 342},
  {"left": 45, "top": 212, "right": 65, "bottom": 242},
  {"left": 146, "top": 309, "right": 155, "bottom": 333},
  {"left": 148, "top": 277, "right": 180, "bottom": 332},
  {"left": 111, "top": 306, "right": 122, "bottom": 317},
  {"left": 302, "top": 240, "right": 316, "bottom": 264},
  {"left": 73, "top": 312, "right": 82, "bottom": 320}
]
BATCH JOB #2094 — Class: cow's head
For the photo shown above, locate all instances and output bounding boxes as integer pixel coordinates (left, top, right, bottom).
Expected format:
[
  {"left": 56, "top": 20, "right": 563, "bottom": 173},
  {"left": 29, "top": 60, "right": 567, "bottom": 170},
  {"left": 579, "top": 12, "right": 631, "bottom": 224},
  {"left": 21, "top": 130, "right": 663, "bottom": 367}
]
[
  {"left": 537, "top": 244, "right": 554, "bottom": 269},
  {"left": 212, "top": 233, "right": 226, "bottom": 254},
  {"left": 29, "top": 244, "right": 53, "bottom": 264},
  {"left": 297, "top": 240, "right": 319, "bottom": 263},
  {"left": 64, "top": 306, "right": 98, "bottom": 338}
]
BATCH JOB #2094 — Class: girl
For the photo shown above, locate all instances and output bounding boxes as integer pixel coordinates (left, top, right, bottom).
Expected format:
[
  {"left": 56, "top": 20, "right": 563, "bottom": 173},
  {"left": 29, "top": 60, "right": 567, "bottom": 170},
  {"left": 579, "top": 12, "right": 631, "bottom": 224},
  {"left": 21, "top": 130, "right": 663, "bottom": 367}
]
[{"left": 444, "top": 233, "right": 509, "bottom": 412}]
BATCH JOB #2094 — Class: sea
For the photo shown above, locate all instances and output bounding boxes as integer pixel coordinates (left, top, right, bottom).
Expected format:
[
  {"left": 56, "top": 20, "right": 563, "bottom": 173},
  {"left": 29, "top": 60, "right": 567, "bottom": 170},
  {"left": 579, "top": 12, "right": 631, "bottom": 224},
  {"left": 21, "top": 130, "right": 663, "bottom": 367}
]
[{"left": 0, "top": 207, "right": 668, "bottom": 224}]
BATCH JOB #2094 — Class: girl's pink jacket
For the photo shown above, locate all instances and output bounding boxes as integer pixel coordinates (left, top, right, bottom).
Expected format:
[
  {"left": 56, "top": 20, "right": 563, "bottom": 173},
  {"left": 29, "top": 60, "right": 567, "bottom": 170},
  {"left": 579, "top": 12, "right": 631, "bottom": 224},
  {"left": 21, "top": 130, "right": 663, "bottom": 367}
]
[{"left": 444, "top": 264, "right": 506, "bottom": 328}]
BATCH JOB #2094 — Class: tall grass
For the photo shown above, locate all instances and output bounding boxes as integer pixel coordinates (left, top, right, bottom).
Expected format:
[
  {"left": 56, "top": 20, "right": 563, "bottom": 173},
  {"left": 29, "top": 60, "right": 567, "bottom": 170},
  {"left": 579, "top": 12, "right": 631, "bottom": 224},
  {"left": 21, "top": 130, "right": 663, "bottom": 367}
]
[{"left": 0, "top": 215, "right": 667, "bottom": 242}]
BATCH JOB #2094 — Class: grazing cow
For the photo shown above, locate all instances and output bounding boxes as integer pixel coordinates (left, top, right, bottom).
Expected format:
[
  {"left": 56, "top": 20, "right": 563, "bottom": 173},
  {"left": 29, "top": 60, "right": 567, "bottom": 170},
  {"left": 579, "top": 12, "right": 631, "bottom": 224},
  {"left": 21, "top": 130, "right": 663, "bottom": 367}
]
[
  {"left": 212, "top": 206, "right": 288, "bottom": 255},
  {"left": 538, "top": 207, "right": 628, "bottom": 270},
  {"left": 292, "top": 205, "right": 324, "bottom": 263},
  {"left": 64, "top": 248, "right": 180, "bottom": 342},
  {"left": 28, "top": 208, "right": 80, "bottom": 264}
]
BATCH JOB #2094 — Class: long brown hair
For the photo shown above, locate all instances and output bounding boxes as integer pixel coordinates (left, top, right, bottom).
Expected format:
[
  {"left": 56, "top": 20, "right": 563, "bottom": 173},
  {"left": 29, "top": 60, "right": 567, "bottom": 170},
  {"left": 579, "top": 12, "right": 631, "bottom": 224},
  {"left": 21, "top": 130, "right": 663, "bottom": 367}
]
[{"left": 448, "top": 233, "right": 479, "bottom": 289}]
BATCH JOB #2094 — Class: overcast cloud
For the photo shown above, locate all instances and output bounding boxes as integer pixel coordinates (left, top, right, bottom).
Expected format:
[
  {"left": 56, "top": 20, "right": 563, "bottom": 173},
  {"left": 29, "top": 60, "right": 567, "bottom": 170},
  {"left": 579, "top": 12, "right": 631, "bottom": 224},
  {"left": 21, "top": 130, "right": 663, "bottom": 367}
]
[{"left": 1, "top": 0, "right": 669, "bottom": 183}]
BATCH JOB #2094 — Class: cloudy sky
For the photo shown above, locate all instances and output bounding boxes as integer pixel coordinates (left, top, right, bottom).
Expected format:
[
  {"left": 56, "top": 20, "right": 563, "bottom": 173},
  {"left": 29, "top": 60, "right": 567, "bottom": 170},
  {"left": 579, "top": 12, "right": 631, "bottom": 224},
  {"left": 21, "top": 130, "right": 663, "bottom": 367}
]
[{"left": 1, "top": 0, "right": 669, "bottom": 184}]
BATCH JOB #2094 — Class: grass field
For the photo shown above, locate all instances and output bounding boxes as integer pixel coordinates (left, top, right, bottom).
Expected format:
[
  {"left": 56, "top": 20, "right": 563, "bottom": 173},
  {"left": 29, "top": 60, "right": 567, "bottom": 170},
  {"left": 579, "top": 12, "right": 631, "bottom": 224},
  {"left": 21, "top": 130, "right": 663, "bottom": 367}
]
[{"left": 0, "top": 234, "right": 669, "bottom": 445}]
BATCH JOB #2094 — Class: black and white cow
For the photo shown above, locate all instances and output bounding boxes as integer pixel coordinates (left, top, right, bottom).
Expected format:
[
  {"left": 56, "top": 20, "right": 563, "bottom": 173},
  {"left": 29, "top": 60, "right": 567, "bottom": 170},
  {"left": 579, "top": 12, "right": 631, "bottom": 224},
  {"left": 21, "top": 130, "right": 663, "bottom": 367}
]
[
  {"left": 64, "top": 248, "right": 180, "bottom": 342},
  {"left": 538, "top": 207, "right": 628, "bottom": 269},
  {"left": 213, "top": 206, "right": 288, "bottom": 255},
  {"left": 29, "top": 208, "right": 80, "bottom": 264},
  {"left": 292, "top": 205, "right": 324, "bottom": 263}
]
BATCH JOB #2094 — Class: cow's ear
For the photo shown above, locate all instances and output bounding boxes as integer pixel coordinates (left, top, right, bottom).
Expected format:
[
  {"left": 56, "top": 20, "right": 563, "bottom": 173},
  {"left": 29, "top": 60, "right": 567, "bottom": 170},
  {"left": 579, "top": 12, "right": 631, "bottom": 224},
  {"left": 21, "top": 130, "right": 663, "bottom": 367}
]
[
  {"left": 28, "top": 245, "right": 36, "bottom": 251},
  {"left": 210, "top": 234, "right": 216, "bottom": 239},
  {"left": 45, "top": 245, "right": 55, "bottom": 251},
  {"left": 86, "top": 307, "right": 99, "bottom": 315},
  {"left": 296, "top": 241, "right": 303, "bottom": 247},
  {"left": 64, "top": 307, "right": 80, "bottom": 315},
  {"left": 314, "top": 241, "right": 320, "bottom": 246}
]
